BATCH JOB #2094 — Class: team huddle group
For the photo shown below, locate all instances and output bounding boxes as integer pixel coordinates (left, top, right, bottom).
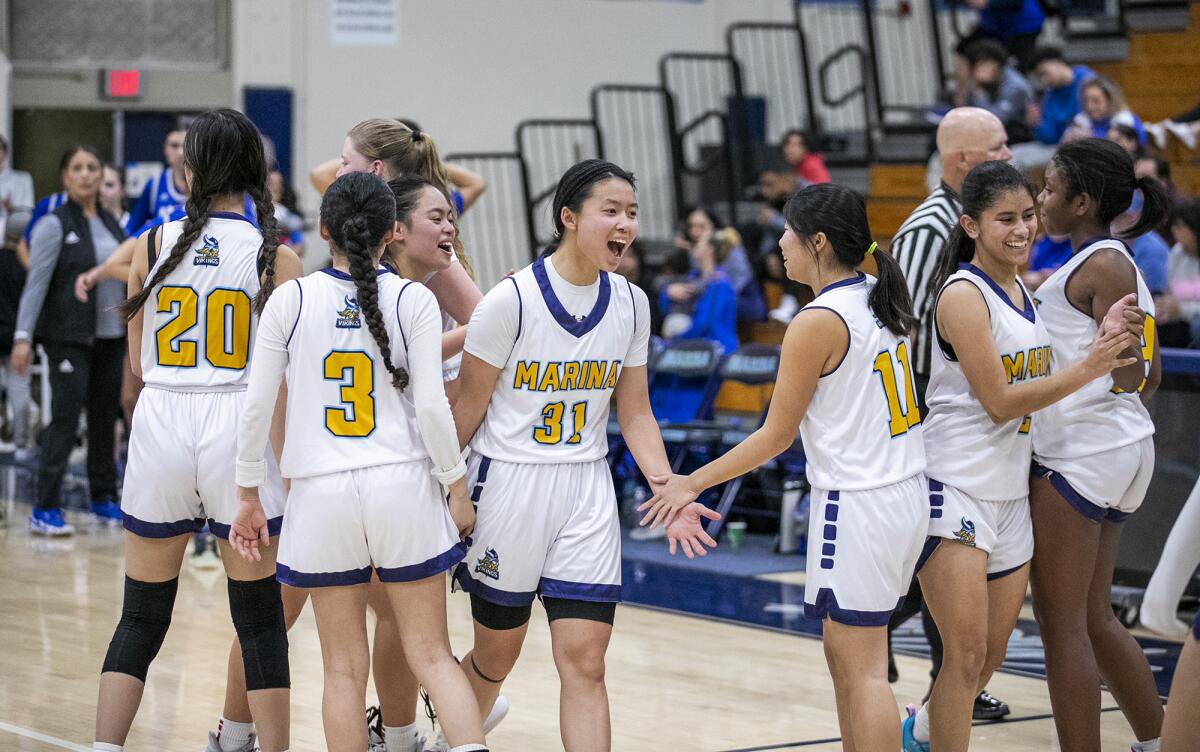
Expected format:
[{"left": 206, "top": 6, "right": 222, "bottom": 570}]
[{"left": 76, "top": 106, "right": 1196, "bottom": 752}]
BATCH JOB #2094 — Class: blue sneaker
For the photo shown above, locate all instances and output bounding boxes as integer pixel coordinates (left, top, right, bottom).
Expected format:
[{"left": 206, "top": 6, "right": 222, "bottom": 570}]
[
  {"left": 91, "top": 497, "right": 122, "bottom": 525},
  {"left": 902, "top": 705, "right": 930, "bottom": 752},
  {"left": 29, "top": 507, "right": 75, "bottom": 536}
]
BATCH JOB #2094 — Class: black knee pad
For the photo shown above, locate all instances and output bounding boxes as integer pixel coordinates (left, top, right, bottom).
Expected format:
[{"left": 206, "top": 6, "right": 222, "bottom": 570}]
[
  {"left": 102, "top": 576, "right": 179, "bottom": 681},
  {"left": 470, "top": 593, "right": 532, "bottom": 631},
  {"left": 228, "top": 575, "right": 290, "bottom": 691},
  {"left": 542, "top": 596, "right": 616, "bottom": 625}
]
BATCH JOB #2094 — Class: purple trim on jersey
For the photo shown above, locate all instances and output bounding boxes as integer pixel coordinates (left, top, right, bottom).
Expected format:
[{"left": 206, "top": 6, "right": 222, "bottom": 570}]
[
  {"left": 376, "top": 541, "right": 468, "bottom": 583},
  {"left": 532, "top": 256, "right": 611, "bottom": 338},
  {"left": 1105, "top": 508, "right": 1133, "bottom": 523},
  {"left": 960, "top": 263, "right": 1036, "bottom": 323},
  {"left": 1074, "top": 234, "right": 1132, "bottom": 258},
  {"left": 276, "top": 563, "right": 372, "bottom": 589},
  {"left": 286, "top": 280, "right": 303, "bottom": 347},
  {"left": 210, "top": 210, "right": 256, "bottom": 226},
  {"left": 915, "top": 536, "right": 941, "bottom": 573},
  {"left": 986, "top": 562, "right": 1027, "bottom": 581},
  {"left": 453, "top": 562, "right": 537, "bottom": 606},
  {"left": 207, "top": 515, "right": 283, "bottom": 542},
  {"left": 539, "top": 578, "right": 622, "bottom": 603},
  {"left": 623, "top": 276, "right": 637, "bottom": 331},
  {"left": 394, "top": 280, "right": 414, "bottom": 350},
  {"left": 1193, "top": 610, "right": 1199, "bottom": 641},
  {"left": 1033, "top": 461, "right": 1106, "bottom": 522},
  {"left": 319, "top": 267, "right": 390, "bottom": 281},
  {"left": 805, "top": 306, "right": 851, "bottom": 377},
  {"left": 804, "top": 587, "right": 898, "bottom": 627},
  {"left": 122, "top": 511, "right": 205, "bottom": 538},
  {"left": 470, "top": 456, "right": 492, "bottom": 502},
  {"left": 818, "top": 272, "right": 866, "bottom": 296},
  {"left": 509, "top": 276, "right": 523, "bottom": 342}
]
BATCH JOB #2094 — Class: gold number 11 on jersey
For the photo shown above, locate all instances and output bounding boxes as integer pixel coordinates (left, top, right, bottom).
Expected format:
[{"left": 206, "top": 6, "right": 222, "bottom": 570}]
[{"left": 872, "top": 341, "right": 922, "bottom": 438}]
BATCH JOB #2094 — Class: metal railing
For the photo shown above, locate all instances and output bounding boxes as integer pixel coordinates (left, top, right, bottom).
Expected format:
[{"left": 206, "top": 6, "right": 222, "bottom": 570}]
[
  {"left": 443, "top": 152, "right": 535, "bottom": 289},
  {"left": 514, "top": 119, "right": 602, "bottom": 247},
  {"left": 726, "top": 22, "right": 817, "bottom": 144}
]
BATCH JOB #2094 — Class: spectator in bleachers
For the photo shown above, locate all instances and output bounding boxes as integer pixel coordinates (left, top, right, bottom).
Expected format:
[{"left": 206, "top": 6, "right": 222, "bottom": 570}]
[
  {"left": 1107, "top": 123, "right": 1145, "bottom": 160},
  {"left": 0, "top": 134, "right": 35, "bottom": 222},
  {"left": 616, "top": 239, "right": 664, "bottom": 337},
  {"left": 1135, "top": 156, "right": 1186, "bottom": 244},
  {"left": 955, "top": 0, "right": 1045, "bottom": 71},
  {"left": 964, "top": 39, "right": 1036, "bottom": 144},
  {"left": 10, "top": 145, "right": 127, "bottom": 535},
  {"left": 1022, "top": 233, "right": 1072, "bottom": 291},
  {"left": 0, "top": 210, "right": 31, "bottom": 456},
  {"left": 671, "top": 206, "right": 765, "bottom": 324},
  {"left": 781, "top": 129, "right": 831, "bottom": 186},
  {"left": 99, "top": 164, "right": 128, "bottom": 230},
  {"left": 1157, "top": 199, "right": 1200, "bottom": 347},
  {"left": 1010, "top": 47, "right": 1095, "bottom": 169},
  {"left": 1113, "top": 190, "right": 1170, "bottom": 295},
  {"left": 1064, "top": 76, "right": 1146, "bottom": 146}
]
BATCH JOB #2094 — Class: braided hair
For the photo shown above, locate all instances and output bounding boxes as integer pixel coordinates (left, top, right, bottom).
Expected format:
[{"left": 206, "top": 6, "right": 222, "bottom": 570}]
[
  {"left": 321, "top": 172, "right": 408, "bottom": 391},
  {"left": 121, "top": 108, "right": 279, "bottom": 318},
  {"left": 544, "top": 159, "right": 637, "bottom": 255}
]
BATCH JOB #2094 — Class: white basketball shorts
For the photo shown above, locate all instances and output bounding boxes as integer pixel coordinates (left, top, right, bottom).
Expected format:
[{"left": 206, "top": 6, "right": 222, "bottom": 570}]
[
  {"left": 122, "top": 388, "right": 285, "bottom": 539},
  {"left": 453, "top": 454, "right": 621, "bottom": 606},
  {"left": 276, "top": 460, "right": 466, "bottom": 588},
  {"left": 927, "top": 479, "right": 1032, "bottom": 579},
  {"left": 803, "top": 473, "right": 929, "bottom": 626},
  {"left": 1034, "top": 436, "right": 1155, "bottom": 522}
]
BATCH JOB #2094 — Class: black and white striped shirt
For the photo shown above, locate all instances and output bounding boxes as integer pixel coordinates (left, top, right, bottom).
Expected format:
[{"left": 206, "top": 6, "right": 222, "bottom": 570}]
[{"left": 888, "top": 182, "right": 962, "bottom": 378}]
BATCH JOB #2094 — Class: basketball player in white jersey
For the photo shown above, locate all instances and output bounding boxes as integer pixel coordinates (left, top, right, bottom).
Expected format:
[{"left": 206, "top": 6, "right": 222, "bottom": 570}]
[
  {"left": 92, "top": 109, "right": 301, "bottom": 752},
  {"left": 450, "top": 159, "right": 717, "bottom": 750},
  {"left": 644, "top": 183, "right": 927, "bottom": 751},
  {"left": 230, "top": 172, "right": 487, "bottom": 752},
  {"left": 902, "top": 160, "right": 1142, "bottom": 752},
  {"left": 1031, "top": 138, "right": 1169, "bottom": 752}
]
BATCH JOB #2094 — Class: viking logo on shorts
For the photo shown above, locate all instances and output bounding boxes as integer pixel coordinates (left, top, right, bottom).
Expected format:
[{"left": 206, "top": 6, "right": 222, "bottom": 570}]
[
  {"left": 194, "top": 234, "right": 220, "bottom": 266},
  {"left": 474, "top": 547, "right": 500, "bottom": 580},
  {"left": 954, "top": 517, "right": 977, "bottom": 547},
  {"left": 335, "top": 295, "right": 362, "bottom": 329}
]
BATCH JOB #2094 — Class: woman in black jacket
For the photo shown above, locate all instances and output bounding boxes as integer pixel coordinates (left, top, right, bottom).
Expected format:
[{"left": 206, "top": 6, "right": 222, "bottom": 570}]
[{"left": 11, "top": 145, "right": 127, "bottom": 535}]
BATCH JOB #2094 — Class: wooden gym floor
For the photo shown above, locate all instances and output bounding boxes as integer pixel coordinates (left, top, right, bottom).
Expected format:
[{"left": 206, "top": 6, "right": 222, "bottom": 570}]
[{"left": 0, "top": 505, "right": 1157, "bottom": 751}]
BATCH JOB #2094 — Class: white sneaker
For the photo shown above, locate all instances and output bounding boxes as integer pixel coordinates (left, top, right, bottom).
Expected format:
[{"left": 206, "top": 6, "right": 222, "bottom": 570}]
[
  {"left": 768, "top": 294, "right": 800, "bottom": 324},
  {"left": 204, "top": 730, "right": 256, "bottom": 752},
  {"left": 424, "top": 695, "right": 508, "bottom": 751}
]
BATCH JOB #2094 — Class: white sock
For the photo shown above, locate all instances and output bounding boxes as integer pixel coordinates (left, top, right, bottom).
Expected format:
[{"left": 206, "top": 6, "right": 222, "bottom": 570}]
[
  {"left": 913, "top": 703, "right": 931, "bottom": 743},
  {"left": 217, "top": 717, "right": 255, "bottom": 751},
  {"left": 1132, "top": 739, "right": 1160, "bottom": 752},
  {"left": 93, "top": 744, "right": 122, "bottom": 752},
  {"left": 384, "top": 723, "right": 421, "bottom": 752},
  {"left": 449, "top": 745, "right": 488, "bottom": 752}
]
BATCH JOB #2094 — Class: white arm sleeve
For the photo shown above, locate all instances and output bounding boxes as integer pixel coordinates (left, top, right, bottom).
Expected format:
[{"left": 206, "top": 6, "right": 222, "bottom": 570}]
[
  {"left": 400, "top": 283, "right": 467, "bottom": 487},
  {"left": 623, "top": 281, "right": 652, "bottom": 368},
  {"left": 235, "top": 281, "right": 298, "bottom": 487},
  {"left": 463, "top": 277, "right": 521, "bottom": 368}
]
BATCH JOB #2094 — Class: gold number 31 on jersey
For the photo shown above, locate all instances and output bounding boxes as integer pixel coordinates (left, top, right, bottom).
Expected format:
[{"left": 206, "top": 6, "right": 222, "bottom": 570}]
[
  {"left": 873, "top": 341, "right": 922, "bottom": 438},
  {"left": 155, "top": 286, "right": 251, "bottom": 369},
  {"left": 533, "top": 400, "right": 587, "bottom": 445}
]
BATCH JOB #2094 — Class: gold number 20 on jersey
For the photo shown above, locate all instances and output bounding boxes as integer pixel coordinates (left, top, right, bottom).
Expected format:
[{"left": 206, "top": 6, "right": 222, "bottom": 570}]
[
  {"left": 155, "top": 286, "right": 251, "bottom": 369},
  {"left": 873, "top": 341, "right": 922, "bottom": 438}
]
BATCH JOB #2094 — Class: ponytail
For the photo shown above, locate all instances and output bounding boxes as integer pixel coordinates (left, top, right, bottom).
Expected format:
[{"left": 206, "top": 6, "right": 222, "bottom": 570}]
[
  {"left": 1120, "top": 176, "right": 1171, "bottom": 240},
  {"left": 868, "top": 248, "right": 918, "bottom": 336}
]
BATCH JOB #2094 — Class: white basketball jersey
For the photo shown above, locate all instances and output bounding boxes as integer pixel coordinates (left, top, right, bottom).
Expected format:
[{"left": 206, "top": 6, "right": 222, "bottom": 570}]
[
  {"left": 800, "top": 274, "right": 926, "bottom": 491},
  {"left": 924, "top": 265, "right": 1052, "bottom": 499},
  {"left": 469, "top": 258, "right": 642, "bottom": 464},
  {"left": 140, "top": 213, "right": 263, "bottom": 390},
  {"left": 277, "top": 269, "right": 432, "bottom": 479},
  {"left": 1032, "top": 238, "right": 1156, "bottom": 460}
]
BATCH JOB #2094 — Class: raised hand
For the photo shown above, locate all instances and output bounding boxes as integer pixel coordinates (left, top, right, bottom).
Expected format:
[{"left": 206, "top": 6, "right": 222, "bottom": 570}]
[{"left": 665, "top": 503, "right": 722, "bottom": 559}]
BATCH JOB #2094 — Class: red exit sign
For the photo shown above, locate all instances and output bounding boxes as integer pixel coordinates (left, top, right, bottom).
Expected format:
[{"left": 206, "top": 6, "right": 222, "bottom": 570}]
[{"left": 101, "top": 69, "right": 140, "bottom": 100}]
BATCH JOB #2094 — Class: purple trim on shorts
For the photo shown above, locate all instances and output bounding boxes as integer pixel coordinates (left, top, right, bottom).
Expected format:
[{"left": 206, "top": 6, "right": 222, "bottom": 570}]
[
  {"left": 986, "top": 562, "right": 1027, "bottom": 581},
  {"left": 1033, "top": 461, "right": 1106, "bottom": 523},
  {"left": 1193, "top": 611, "right": 1200, "bottom": 641},
  {"left": 276, "top": 563, "right": 372, "bottom": 589},
  {"left": 376, "top": 541, "right": 468, "bottom": 583},
  {"left": 915, "top": 536, "right": 941, "bottom": 573},
  {"left": 452, "top": 563, "right": 537, "bottom": 607},
  {"left": 122, "top": 512, "right": 205, "bottom": 538},
  {"left": 803, "top": 587, "right": 894, "bottom": 627},
  {"left": 1105, "top": 508, "right": 1133, "bottom": 523},
  {"left": 207, "top": 516, "right": 283, "bottom": 542},
  {"left": 539, "top": 577, "right": 622, "bottom": 603},
  {"left": 470, "top": 456, "right": 492, "bottom": 503}
]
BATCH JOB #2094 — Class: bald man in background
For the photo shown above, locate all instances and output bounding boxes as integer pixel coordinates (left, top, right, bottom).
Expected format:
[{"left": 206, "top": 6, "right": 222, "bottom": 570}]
[{"left": 886, "top": 107, "right": 1013, "bottom": 721}]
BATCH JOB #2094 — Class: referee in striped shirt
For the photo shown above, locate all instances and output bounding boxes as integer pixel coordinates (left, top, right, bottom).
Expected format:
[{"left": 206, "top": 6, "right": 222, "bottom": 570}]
[{"left": 887, "top": 107, "right": 1012, "bottom": 719}]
